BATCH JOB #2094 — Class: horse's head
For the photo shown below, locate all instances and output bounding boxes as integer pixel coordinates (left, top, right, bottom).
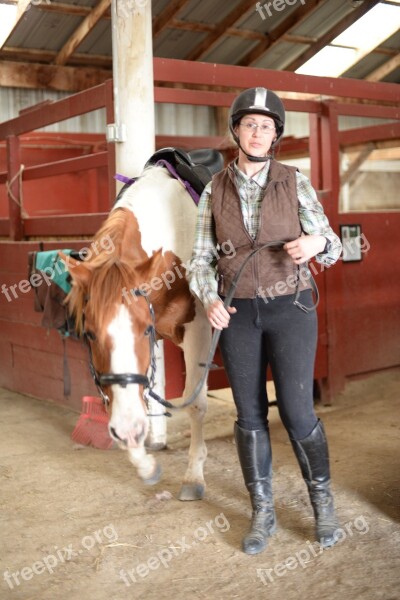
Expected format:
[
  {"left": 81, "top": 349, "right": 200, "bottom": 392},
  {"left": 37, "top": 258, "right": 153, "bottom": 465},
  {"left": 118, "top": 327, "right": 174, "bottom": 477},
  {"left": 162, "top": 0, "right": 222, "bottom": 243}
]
[{"left": 62, "top": 214, "right": 164, "bottom": 452}]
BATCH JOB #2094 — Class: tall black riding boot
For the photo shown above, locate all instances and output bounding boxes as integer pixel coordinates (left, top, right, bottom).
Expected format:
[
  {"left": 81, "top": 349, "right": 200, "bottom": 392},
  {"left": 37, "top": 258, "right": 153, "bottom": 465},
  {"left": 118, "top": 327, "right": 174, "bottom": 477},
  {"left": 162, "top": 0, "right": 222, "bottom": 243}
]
[
  {"left": 291, "top": 419, "right": 340, "bottom": 548},
  {"left": 234, "top": 422, "right": 276, "bottom": 555}
]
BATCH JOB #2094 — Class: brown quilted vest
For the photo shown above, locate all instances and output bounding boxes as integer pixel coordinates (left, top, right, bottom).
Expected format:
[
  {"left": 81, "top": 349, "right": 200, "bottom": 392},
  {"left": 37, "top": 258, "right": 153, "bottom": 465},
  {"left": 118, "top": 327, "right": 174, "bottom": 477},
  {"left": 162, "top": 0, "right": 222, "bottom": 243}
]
[{"left": 211, "top": 160, "right": 311, "bottom": 299}]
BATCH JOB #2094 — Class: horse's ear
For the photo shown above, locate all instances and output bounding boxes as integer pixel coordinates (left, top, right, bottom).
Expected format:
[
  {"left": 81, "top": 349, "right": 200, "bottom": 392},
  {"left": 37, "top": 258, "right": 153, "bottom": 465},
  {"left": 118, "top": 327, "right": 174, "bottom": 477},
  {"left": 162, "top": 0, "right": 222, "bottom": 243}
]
[
  {"left": 59, "top": 252, "right": 92, "bottom": 287},
  {"left": 136, "top": 248, "right": 164, "bottom": 281}
]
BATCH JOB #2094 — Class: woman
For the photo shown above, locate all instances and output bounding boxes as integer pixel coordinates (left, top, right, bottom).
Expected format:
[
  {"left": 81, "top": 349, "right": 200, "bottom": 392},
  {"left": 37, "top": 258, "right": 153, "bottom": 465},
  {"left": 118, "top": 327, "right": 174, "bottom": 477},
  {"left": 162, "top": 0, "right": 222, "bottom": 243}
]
[{"left": 187, "top": 87, "right": 342, "bottom": 555}]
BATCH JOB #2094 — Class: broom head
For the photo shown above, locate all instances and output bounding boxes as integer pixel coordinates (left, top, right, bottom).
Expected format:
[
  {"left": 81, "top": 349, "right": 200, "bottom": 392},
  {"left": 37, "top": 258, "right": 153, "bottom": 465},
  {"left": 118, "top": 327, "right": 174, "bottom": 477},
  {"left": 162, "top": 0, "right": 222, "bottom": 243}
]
[{"left": 72, "top": 396, "right": 114, "bottom": 449}]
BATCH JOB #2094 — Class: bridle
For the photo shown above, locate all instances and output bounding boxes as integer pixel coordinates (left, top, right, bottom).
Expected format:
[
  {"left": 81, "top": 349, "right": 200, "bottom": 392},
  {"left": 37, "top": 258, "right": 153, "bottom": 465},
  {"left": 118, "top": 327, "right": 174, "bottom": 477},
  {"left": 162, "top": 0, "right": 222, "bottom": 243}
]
[
  {"left": 82, "top": 241, "right": 319, "bottom": 417},
  {"left": 82, "top": 289, "right": 166, "bottom": 415}
]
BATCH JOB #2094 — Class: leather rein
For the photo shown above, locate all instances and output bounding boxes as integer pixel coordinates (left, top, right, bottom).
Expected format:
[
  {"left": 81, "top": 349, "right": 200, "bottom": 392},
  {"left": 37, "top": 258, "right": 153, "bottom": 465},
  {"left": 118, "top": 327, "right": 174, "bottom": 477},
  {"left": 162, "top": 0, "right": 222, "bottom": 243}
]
[{"left": 83, "top": 241, "right": 319, "bottom": 417}]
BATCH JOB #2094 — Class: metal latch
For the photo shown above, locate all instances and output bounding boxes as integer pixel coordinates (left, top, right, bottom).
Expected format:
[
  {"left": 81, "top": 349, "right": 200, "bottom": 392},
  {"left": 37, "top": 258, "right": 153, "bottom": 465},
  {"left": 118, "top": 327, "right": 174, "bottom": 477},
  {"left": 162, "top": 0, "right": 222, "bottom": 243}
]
[{"left": 106, "top": 123, "right": 127, "bottom": 143}]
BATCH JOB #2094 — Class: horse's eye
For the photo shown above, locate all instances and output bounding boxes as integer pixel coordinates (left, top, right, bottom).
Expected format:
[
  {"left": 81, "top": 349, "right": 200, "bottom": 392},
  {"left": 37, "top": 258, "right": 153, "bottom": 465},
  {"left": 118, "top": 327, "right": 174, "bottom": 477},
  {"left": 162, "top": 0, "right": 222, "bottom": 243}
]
[{"left": 86, "top": 330, "right": 97, "bottom": 341}]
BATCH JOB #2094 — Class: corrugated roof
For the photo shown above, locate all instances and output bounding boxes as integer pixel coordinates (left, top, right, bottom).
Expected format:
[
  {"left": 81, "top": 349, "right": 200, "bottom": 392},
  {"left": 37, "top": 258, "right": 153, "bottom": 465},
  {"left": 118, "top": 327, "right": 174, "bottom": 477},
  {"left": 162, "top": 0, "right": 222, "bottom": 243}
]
[
  {"left": 6, "top": 7, "right": 83, "bottom": 51},
  {"left": 0, "top": 0, "right": 398, "bottom": 86}
]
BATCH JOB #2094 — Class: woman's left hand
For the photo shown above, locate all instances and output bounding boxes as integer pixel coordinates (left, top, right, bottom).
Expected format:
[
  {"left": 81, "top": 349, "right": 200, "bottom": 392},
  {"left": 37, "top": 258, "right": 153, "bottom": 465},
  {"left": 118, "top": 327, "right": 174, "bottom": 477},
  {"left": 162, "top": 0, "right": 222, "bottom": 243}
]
[{"left": 284, "top": 235, "right": 326, "bottom": 264}]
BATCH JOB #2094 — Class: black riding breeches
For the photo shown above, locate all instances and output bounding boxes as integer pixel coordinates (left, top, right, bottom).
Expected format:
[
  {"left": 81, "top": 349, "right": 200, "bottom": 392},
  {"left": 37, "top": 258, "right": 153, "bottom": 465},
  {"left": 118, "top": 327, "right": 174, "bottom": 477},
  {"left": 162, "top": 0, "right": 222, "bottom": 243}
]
[{"left": 219, "top": 290, "right": 318, "bottom": 440}]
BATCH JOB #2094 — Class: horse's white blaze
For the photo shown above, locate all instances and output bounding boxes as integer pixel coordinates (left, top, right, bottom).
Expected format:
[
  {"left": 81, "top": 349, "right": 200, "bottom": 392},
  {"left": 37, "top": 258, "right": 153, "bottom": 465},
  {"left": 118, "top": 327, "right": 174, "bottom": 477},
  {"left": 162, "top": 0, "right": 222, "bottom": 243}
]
[
  {"left": 115, "top": 167, "right": 197, "bottom": 263},
  {"left": 107, "top": 304, "right": 147, "bottom": 447}
]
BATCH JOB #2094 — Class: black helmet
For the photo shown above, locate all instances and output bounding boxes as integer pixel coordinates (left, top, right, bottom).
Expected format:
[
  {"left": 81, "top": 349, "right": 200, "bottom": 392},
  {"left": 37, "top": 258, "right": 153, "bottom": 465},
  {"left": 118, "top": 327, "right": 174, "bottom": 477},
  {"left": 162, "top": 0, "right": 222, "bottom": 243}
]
[{"left": 229, "top": 87, "right": 285, "bottom": 148}]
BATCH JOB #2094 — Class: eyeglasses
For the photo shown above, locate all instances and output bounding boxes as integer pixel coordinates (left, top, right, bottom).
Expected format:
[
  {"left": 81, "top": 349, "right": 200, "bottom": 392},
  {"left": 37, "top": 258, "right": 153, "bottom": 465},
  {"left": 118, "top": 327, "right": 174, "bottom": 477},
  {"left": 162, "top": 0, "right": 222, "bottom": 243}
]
[{"left": 240, "top": 122, "right": 275, "bottom": 135}]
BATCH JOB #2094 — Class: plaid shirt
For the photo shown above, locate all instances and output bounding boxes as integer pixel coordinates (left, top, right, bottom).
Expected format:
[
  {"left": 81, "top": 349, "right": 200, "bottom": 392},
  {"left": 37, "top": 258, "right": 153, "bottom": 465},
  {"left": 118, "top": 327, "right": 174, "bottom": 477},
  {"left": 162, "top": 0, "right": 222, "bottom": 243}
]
[{"left": 187, "top": 159, "right": 342, "bottom": 307}]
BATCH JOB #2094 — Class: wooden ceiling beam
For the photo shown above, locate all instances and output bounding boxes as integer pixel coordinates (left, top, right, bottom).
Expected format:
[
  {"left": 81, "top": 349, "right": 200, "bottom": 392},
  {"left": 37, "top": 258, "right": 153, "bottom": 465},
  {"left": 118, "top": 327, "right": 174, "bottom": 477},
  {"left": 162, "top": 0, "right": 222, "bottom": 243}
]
[
  {"left": 0, "top": 46, "right": 56, "bottom": 63},
  {"left": 341, "top": 145, "right": 375, "bottom": 186},
  {"left": 343, "top": 139, "right": 400, "bottom": 153},
  {"left": 0, "top": 46, "right": 112, "bottom": 67},
  {"left": 37, "top": 2, "right": 109, "bottom": 18},
  {"left": 153, "top": 0, "right": 191, "bottom": 37},
  {"left": 185, "top": 0, "right": 257, "bottom": 61},
  {"left": 239, "top": 0, "right": 323, "bottom": 67},
  {"left": 284, "top": 33, "right": 317, "bottom": 45},
  {"left": 0, "top": 60, "right": 111, "bottom": 92},
  {"left": 365, "top": 53, "right": 400, "bottom": 81},
  {"left": 168, "top": 19, "right": 266, "bottom": 41},
  {"left": 227, "top": 28, "right": 266, "bottom": 42},
  {"left": 55, "top": 0, "right": 111, "bottom": 66},
  {"left": 168, "top": 19, "right": 215, "bottom": 34},
  {"left": 370, "top": 147, "right": 400, "bottom": 160},
  {"left": 285, "top": 0, "right": 380, "bottom": 71},
  {"left": 374, "top": 46, "right": 398, "bottom": 57}
]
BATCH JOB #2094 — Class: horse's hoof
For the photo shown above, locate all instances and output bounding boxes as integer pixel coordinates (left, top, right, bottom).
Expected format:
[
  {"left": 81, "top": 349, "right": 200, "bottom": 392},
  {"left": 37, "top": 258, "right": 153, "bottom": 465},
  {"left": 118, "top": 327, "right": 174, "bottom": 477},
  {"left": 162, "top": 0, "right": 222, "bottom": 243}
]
[
  {"left": 178, "top": 482, "right": 205, "bottom": 501},
  {"left": 142, "top": 463, "right": 162, "bottom": 486}
]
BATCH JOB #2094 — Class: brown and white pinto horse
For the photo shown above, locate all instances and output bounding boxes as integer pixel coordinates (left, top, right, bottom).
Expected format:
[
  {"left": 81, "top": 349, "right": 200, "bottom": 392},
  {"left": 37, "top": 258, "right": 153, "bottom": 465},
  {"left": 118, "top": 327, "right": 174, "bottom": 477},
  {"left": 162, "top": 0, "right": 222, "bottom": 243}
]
[{"left": 66, "top": 165, "right": 211, "bottom": 500}]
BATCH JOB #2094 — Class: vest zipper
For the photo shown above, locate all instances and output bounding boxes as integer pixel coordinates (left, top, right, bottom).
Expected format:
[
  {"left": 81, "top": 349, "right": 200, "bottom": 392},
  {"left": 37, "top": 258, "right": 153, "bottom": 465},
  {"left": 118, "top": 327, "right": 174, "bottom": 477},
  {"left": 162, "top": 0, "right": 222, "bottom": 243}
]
[{"left": 253, "top": 179, "right": 275, "bottom": 297}]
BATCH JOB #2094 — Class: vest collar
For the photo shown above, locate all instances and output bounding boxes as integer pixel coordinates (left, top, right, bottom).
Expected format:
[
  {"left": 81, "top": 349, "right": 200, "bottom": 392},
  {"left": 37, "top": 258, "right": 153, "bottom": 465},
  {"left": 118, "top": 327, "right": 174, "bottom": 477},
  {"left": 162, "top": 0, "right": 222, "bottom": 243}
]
[{"left": 227, "top": 159, "right": 291, "bottom": 184}]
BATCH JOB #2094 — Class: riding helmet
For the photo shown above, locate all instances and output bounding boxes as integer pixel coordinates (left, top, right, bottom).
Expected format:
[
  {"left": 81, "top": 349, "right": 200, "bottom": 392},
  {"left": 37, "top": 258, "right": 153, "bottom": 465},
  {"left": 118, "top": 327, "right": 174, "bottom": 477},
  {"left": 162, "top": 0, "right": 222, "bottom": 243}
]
[{"left": 229, "top": 87, "right": 285, "bottom": 161}]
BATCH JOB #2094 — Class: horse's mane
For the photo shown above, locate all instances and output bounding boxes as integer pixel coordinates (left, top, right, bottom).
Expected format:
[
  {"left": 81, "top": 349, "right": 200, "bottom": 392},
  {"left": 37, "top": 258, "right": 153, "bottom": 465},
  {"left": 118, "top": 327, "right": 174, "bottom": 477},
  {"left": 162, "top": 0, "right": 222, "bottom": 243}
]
[{"left": 68, "top": 209, "right": 147, "bottom": 340}]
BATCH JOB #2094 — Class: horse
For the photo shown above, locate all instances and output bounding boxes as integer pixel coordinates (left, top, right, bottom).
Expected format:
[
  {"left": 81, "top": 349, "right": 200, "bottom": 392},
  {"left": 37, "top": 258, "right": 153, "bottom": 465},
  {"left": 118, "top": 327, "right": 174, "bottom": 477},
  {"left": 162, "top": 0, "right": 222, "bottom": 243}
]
[{"left": 64, "top": 163, "right": 213, "bottom": 501}]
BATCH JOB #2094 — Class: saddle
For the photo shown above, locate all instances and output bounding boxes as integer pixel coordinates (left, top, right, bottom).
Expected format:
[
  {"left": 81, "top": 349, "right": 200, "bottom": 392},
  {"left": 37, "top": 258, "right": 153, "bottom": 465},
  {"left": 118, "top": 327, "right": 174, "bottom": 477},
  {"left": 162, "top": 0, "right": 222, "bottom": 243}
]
[
  {"left": 115, "top": 147, "right": 224, "bottom": 205},
  {"left": 145, "top": 147, "right": 224, "bottom": 196}
]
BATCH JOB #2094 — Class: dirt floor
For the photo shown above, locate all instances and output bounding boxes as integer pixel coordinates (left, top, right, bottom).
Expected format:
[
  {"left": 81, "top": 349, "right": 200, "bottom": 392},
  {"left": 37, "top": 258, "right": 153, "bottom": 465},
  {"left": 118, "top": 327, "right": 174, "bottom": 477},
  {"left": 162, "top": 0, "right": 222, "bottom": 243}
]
[{"left": 1, "top": 368, "right": 399, "bottom": 600}]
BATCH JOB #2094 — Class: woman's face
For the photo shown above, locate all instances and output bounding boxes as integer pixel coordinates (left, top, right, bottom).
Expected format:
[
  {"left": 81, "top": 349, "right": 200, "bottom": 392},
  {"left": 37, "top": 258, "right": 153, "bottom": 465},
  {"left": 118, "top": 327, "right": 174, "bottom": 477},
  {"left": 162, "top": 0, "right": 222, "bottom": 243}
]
[{"left": 234, "top": 113, "right": 277, "bottom": 159}]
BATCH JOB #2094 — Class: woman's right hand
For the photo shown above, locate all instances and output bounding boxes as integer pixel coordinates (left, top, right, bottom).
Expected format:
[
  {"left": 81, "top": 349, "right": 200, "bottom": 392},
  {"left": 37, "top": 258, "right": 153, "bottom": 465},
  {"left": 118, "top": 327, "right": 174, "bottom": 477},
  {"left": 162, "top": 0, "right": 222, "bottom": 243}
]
[{"left": 206, "top": 300, "right": 237, "bottom": 330}]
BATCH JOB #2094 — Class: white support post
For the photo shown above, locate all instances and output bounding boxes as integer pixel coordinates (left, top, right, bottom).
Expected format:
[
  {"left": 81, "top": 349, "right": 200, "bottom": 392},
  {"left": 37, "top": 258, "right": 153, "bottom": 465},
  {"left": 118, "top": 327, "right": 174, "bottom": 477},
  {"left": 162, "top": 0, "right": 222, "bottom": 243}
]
[{"left": 110, "top": 0, "right": 167, "bottom": 449}]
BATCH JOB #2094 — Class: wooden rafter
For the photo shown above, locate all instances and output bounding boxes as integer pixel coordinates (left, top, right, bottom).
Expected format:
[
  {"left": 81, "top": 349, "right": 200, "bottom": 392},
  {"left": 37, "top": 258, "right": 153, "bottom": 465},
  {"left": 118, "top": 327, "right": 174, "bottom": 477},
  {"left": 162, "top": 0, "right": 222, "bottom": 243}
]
[
  {"left": 238, "top": 0, "right": 323, "bottom": 67},
  {"left": 343, "top": 139, "right": 400, "bottom": 154},
  {"left": 55, "top": 0, "right": 111, "bottom": 66},
  {"left": 153, "top": 0, "right": 191, "bottom": 37},
  {"left": 370, "top": 147, "right": 400, "bottom": 160},
  {"left": 36, "top": 2, "right": 109, "bottom": 18},
  {"left": 168, "top": 19, "right": 215, "bottom": 34},
  {"left": 0, "top": 46, "right": 112, "bottom": 68},
  {"left": 366, "top": 53, "right": 400, "bottom": 82},
  {"left": 285, "top": 0, "right": 380, "bottom": 71},
  {"left": 341, "top": 144, "right": 375, "bottom": 186},
  {"left": 0, "top": 60, "right": 111, "bottom": 92},
  {"left": 185, "top": 0, "right": 257, "bottom": 62},
  {"left": 168, "top": 19, "right": 267, "bottom": 41}
]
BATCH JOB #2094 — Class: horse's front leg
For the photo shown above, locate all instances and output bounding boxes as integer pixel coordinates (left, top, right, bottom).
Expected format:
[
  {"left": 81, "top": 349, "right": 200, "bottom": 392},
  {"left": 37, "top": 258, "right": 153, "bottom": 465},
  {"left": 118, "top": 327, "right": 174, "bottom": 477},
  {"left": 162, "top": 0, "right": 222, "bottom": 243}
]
[
  {"left": 178, "top": 308, "right": 211, "bottom": 501},
  {"left": 127, "top": 446, "right": 162, "bottom": 485}
]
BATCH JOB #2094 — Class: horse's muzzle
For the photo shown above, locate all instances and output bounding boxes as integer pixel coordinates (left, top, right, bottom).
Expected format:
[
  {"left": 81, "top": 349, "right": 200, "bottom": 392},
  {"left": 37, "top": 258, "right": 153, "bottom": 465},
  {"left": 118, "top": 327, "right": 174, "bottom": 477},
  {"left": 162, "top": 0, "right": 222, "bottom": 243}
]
[{"left": 109, "top": 424, "right": 146, "bottom": 448}]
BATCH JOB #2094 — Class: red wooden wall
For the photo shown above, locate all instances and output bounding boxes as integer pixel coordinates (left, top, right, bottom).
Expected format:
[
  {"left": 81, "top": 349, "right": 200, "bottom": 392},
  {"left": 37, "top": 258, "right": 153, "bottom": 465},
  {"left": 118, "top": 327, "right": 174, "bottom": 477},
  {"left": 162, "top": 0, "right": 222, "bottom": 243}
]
[
  {"left": 1, "top": 211, "right": 398, "bottom": 410},
  {"left": 0, "top": 133, "right": 109, "bottom": 218},
  {"left": 0, "top": 61, "right": 399, "bottom": 411},
  {"left": 336, "top": 213, "right": 400, "bottom": 375}
]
